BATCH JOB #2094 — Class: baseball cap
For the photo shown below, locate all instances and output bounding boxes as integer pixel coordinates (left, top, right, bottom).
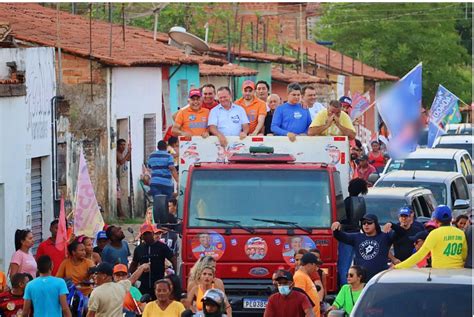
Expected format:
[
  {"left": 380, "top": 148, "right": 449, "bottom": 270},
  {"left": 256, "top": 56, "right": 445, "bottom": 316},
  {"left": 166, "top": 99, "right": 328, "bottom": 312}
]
[
  {"left": 274, "top": 270, "right": 293, "bottom": 282},
  {"left": 189, "top": 88, "right": 202, "bottom": 98},
  {"left": 96, "top": 231, "right": 107, "bottom": 240},
  {"left": 89, "top": 263, "right": 113, "bottom": 276},
  {"left": 361, "top": 214, "right": 378, "bottom": 223},
  {"left": 301, "top": 253, "right": 323, "bottom": 266},
  {"left": 242, "top": 80, "right": 255, "bottom": 90},
  {"left": 433, "top": 205, "right": 452, "bottom": 221},
  {"left": 140, "top": 223, "right": 154, "bottom": 236},
  {"left": 339, "top": 96, "right": 352, "bottom": 107},
  {"left": 399, "top": 206, "right": 413, "bottom": 216},
  {"left": 153, "top": 224, "right": 167, "bottom": 234},
  {"left": 409, "top": 231, "right": 429, "bottom": 242},
  {"left": 113, "top": 264, "right": 128, "bottom": 274}
]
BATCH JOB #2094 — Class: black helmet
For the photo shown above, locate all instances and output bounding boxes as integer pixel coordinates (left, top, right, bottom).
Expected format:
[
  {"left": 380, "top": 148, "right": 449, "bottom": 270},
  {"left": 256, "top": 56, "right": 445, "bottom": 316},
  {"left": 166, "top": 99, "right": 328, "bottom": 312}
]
[{"left": 202, "top": 289, "right": 226, "bottom": 315}]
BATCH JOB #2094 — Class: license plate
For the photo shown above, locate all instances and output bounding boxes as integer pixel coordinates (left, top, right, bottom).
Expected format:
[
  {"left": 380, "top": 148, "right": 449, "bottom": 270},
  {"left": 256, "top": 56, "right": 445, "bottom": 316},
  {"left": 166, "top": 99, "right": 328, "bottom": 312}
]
[{"left": 243, "top": 298, "right": 268, "bottom": 309}]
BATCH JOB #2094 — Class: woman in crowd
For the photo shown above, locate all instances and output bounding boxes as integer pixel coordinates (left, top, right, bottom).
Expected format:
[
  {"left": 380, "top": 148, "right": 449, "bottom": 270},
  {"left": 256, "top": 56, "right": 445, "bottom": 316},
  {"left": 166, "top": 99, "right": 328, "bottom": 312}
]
[
  {"left": 9, "top": 229, "right": 37, "bottom": 278},
  {"left": 56, "top": 240, "right": 95, "bottom": 296},
  {"left": 328, "top": 265, "right": 366, "bottom": 315},
  {"left": 368, "top": 140, "right": 386, "bottom": 173},
  {"left": 142, "top": 279, "right": 185, "bottom": 317},
  {"left": 186, "top": 266, "right": 231, "bottom": 316},
  {"left": 187, "top": 256, "right": 225, "bottom": 293},
  {"left": 264, "top": 94, "right": 282, "bottom": 135},
  {"left": 453, "top": 214, "right": 469, "bottom": 230},
  {"left": 78, "top": 236, "right": 101, "bottom": 265}
]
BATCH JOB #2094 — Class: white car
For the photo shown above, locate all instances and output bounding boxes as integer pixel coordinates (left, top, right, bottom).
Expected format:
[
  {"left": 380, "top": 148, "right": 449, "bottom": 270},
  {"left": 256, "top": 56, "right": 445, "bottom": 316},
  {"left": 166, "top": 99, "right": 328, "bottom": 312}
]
[
  {"left": 433, "top": 134, "right": 473, "bottom": 158},
  {"left": 381, "top": 148, "right": 473, "bottom": 184},
  {"left": 351, "top": 268, "right": 473, "bottom": 316},
  {"left": 374, "top": 170, "right": 471, "bottom": 217},
  {"left": 445, "top": 123, "right": 472, "bottom": 135}
]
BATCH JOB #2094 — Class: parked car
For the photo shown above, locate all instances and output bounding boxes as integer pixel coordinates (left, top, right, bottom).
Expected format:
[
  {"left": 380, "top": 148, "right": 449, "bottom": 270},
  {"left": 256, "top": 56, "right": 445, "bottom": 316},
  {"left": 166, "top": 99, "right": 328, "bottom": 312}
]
[
  {"left": 351, "top": 268, "right": 473, "bottom": 317},
  {"left": 380, "top": 148, "right": 473, "bottom": 183},
  {"left": 445, "top": 123, "right": 473, "bottom": 135},
  {"left": 364, "top": 187, "right": 436, "bottom": 224},
  {"left": 433, "top": 134, "right": 473, "bottom": 158},
  {"left": 374, "top": 170, "right": 471, "bottom": 218}
]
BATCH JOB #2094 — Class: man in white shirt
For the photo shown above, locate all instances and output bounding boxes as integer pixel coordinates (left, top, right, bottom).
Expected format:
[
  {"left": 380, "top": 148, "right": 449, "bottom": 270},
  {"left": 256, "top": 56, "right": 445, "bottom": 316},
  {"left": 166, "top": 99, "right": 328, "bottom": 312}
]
[
  {"left": 208, "top": 86, "right": 249, "bottom": 147},
  {"left": 301, "top": 85, "right": 325, "bottom": 120}
]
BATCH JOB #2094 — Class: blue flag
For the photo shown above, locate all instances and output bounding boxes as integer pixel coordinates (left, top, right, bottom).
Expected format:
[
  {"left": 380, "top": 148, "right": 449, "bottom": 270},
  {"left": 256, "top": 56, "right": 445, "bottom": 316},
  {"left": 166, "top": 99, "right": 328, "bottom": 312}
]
[
  {"left": 376, "top": 63, "right": 422, "bottom": 158},
  {"left": 427, "top": 85, "right": 459, "bottom": 147}
]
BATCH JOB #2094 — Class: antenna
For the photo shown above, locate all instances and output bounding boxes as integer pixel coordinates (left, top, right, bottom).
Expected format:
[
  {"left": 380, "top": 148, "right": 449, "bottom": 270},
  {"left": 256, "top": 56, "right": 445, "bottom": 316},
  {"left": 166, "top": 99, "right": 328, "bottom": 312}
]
[
  {"left": 412, "top": 171, "right": 416, "bottom": 180},
  {"left": 427, "top": 269, "right": 432, "bottom": 282},
  {"left": 168, "top": 26, "right": 210, "bottom": 56}
]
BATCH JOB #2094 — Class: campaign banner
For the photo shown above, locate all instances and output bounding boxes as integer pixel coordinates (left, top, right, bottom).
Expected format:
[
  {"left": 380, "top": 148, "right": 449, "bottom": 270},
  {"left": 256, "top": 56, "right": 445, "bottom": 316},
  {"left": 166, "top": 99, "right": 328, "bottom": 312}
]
[
  {"left": 444, "top": 101, "right": 462, "bottom": 124},
  {"left": 350, "top": 92, "right": 371, "bottom": 121},
  {"left": 427, "top": 85, "right": 459, "bottom": 147},
  {"left": 74, "top": 150, "right": 105, "bottom": 238},
  {"left": 179, "top": 136, "right": 350, "bottom": 197},
  {"left": 55, "top": 198, "right": 68, "bottom": 256}
]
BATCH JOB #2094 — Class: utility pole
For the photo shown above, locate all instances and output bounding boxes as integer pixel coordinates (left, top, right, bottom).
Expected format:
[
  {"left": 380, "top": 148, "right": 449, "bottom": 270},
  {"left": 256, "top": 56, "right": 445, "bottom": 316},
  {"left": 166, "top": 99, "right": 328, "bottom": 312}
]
[{"left": 299, "top": 4, "right": 304, "bottom": 72}]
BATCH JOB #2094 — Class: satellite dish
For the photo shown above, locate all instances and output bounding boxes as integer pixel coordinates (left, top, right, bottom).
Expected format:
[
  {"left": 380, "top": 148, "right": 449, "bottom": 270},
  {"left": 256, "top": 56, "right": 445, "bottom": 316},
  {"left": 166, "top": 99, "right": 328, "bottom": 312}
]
[{"left": 168, "top": 26, "right": 209, "bottom": 55}]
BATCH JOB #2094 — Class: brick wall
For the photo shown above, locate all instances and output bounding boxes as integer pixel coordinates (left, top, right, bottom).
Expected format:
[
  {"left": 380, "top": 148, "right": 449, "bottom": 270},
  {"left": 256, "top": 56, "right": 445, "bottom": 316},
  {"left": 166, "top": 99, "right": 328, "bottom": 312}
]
[{"left": 58, "top": 53, "right": 105, "bottom": 85}]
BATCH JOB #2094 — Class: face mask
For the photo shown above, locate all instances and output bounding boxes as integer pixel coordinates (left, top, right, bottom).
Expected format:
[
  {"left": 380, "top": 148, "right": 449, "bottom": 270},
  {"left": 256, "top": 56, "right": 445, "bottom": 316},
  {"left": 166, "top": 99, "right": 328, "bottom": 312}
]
[{"left": 278, "top": 285, "right": 291, "bottom": 296}]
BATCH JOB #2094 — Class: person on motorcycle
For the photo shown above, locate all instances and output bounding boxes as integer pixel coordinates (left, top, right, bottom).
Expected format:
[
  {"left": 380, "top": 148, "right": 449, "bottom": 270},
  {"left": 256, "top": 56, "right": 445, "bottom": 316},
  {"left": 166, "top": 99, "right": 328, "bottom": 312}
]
[{"left": 193, "top": 289, "right": 228, "bottom": 317}]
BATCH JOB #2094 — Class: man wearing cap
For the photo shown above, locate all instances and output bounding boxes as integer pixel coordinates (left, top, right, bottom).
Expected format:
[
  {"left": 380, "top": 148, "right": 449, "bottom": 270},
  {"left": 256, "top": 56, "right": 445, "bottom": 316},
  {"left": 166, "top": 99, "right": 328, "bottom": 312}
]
[
  {"left": 308, "top": 100, "right": 356, "bottom": 140},
  {"left": 234, "top": 80, "right": 267, "bottom": 135},
  {"left": 129, "top": 224, "right": 176, "bottom": 299},
  {"left": 87, "top": 262, "right": 149, "bottom": 317},
  {"left": 113, "top": 264, "right": 145, "bottom": 315},
  {"left": 293, "top": 253, "right": 321, "bottom": 317},
  {"left": 301, "top": 85, "right": 325, "bottom": 120},
  {"left": 271, "top": 83, "right": 312, "bottom": 142},
  {"left": 395, "top": 205, "right": 467, "bottom": 269},
  {"left": 208, "top": 86, "right": 249, "bottom": 147},
  {"left": 332, "top": 214, "right": 395, "bottom": 281},
  {"left": 264, "top": 270, "right": 314, "bottom": 317},
  {"left": 382, "top": 206, "right": 425, "bottom": 263},
  {"left": 93, "top": 230, "right": 109, "bottom": 258},
  {"left": 172, "top": 89, "right": 210, "bottom": 138},
  {"left": 339, "top": 96, "right": 352, "bottom": 115},
  {"left": 355, "top": 155, "right": 376, "bottom": 183},
  {"left": 408, "top": 231, "right": 430, "bottom": 268}
]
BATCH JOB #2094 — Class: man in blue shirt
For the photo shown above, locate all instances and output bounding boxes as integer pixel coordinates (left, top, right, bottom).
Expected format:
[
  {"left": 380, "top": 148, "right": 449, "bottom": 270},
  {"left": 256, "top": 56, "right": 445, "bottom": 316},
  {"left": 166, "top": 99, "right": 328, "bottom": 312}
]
[
  {"left": 147, "top": 140, "right": 178, "bottom": 200},
  {"left": 23, "top": 255, "right": 71, "bottom": 317},
  {"left": 271, "top": 82, "right": 311, "bottom": 142},
  {"left": 332, "top": 214, "right": 395, "bottom": 281},
  {"left": 101, "top": 225, "right": 130, "bottom": 266},
  {"left": 208, "top": 86, "right": 249, "bottom": 147}
]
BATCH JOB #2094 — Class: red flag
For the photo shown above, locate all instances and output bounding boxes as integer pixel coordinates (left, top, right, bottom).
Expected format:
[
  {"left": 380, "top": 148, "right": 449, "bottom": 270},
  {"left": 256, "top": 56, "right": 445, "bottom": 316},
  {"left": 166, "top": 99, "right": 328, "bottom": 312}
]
[{"left": 56, "top": 198, "right": 67, "bottom": 256}]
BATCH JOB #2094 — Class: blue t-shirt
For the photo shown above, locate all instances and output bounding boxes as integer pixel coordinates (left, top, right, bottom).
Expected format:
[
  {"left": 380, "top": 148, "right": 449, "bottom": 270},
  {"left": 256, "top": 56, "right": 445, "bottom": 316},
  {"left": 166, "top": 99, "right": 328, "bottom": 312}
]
[
  {"left": 271, "top": 102, "right": 312, "bottom": 135},
  {"left": 101, "top": 240, "right": 130, "bottom": 265},
  {"left": 147, "top": 150, "right": 174, "bottom": 187},
  {"left": 334, "top": 230, "right": 394, "bottom": 281},
  {"left": 24, "top": 276, "right": 68, "bottom": 317}
]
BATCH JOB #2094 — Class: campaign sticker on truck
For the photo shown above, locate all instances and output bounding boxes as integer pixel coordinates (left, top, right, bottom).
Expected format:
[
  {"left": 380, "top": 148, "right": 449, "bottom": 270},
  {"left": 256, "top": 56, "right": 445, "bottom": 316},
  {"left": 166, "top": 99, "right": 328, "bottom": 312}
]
[
  {"left": 191, "top": 231, "right": 226, "bottom": 260},
  {"left": 282, "top": 236, "right": 316, "bottom": 265},
  {"left": 325, "top": 144, "right": 341, "bottom": 164},
  {"left": 245, "top": 237, "right": 268, "bottom": 260}
]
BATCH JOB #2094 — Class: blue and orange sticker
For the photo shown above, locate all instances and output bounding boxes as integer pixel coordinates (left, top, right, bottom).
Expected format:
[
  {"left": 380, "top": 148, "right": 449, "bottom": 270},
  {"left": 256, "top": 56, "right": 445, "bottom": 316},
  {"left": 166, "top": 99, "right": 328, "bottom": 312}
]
[
  {"left": 281, "top": 236, "right": 316, "bottom": 265},
  {"left": 191, "top": 231, "right": 226, "bottom": 260},
  {"left": 245, "top": 237, "right": 268, "bottom": 260}
]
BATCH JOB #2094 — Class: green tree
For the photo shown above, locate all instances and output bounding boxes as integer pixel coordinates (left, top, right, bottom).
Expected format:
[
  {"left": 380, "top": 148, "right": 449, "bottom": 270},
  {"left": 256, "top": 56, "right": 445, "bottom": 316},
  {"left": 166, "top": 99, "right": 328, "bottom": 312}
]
[{"left": 314, "top": 2, "right": 472, "bottom": 105}]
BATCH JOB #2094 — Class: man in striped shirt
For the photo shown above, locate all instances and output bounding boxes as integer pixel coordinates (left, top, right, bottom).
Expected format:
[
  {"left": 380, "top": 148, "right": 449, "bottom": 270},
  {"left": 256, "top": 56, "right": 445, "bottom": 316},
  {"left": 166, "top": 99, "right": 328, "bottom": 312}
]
[{"left": 147, "top": 140, "right": 178, "bottom": 200}]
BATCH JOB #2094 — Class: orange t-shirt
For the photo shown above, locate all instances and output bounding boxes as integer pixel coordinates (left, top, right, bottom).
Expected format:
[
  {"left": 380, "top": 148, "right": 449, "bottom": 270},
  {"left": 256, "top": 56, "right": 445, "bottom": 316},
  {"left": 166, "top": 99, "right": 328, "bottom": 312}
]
[
  {"left": 56, "top": 258, "right": 95, "bottom": 296},
  {"left": 175, "top": 107, "right": 209, "bottom": 136},
  {"left": 0, "top": 272, "right": 6, "bottom": 291},
  {"left": 235, "top": 97, "right": 267, "bottom": 133},
  {"left": 294, "top": 270, "right": 320, "bottom": 317}
]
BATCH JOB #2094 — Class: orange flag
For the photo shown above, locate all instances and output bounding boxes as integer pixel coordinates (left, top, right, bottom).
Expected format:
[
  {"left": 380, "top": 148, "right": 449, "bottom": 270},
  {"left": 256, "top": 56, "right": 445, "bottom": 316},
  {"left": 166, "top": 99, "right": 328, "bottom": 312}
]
[{"left": 55, "top": 198, "right": 68, "bottom": 256}]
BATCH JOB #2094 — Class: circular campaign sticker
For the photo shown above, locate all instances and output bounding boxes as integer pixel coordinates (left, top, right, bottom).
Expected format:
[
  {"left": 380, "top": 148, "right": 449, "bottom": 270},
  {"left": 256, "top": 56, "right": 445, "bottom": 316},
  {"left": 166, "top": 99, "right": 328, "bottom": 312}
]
[
  {"left": 245, "top": 237, "right": 268, "bottom": 260},
  {"left": 282, "top": 236, "right": 316, "bottom": 265},
  {"left": 191, "top": 231, "right": 226, "bottom": 260}
]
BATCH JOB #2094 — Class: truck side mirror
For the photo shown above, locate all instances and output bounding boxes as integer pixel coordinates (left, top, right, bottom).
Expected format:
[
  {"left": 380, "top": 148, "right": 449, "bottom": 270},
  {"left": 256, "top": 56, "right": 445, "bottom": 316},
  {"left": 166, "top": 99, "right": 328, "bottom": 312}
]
[
  {"left": 454, "top": 199, "right": 470, "bottom": 210},
  {"left": 153, "top": 194, "right": 169, "bottom": 224},
  {"left": 368, "top": 173, "right": 380, "bottom": 185},
  {"left": 346, "top": 196, "right": 366, "bottom": 227}
]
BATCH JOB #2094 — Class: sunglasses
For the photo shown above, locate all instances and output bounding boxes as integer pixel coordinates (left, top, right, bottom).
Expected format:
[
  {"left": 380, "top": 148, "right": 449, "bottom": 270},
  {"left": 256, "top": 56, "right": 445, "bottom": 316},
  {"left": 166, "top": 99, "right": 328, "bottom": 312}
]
[
  {"left": 347, "top": 273, "right": 355, "bottom": 278},
  {"left": 362, "top": 221, "right": 374, "bottom": 225}
]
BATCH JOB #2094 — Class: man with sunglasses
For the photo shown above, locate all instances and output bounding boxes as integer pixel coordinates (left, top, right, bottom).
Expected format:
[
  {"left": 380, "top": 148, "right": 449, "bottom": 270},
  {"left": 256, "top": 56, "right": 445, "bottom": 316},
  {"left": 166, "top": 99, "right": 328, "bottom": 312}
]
[
  {"left": 382, "top": 206, "right": 426, "bottom": 264},
  {"left": 332, "top": 214, "right": 395, "bottom": 281}
]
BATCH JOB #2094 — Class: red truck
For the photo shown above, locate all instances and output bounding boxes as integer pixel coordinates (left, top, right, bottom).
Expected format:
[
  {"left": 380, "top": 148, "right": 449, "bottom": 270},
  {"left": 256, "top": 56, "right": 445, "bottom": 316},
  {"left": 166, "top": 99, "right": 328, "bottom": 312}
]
[{"left": 172, "top": 136, "right": 350, "bottom": 315}]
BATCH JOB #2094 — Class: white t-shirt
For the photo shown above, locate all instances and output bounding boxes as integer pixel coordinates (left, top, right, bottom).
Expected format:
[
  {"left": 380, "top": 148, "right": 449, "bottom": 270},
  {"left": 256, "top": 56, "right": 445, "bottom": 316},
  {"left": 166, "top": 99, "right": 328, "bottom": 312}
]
[
  {"left": 308, "top": 102, "right": 326, "bottom": 120},
  {"left": 88, "top": 280, "right": 131, "bottom": 317}
]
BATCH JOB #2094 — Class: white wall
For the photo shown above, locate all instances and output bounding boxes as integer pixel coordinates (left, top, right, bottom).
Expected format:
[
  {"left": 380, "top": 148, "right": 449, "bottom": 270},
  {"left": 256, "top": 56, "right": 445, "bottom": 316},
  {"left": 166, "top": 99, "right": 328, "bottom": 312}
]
[
  {"left": 0, "top": 48, "right": 55, "bottom": 271},
  {"left": 111, "top": 67, "right": 163, "bottom": 216}
]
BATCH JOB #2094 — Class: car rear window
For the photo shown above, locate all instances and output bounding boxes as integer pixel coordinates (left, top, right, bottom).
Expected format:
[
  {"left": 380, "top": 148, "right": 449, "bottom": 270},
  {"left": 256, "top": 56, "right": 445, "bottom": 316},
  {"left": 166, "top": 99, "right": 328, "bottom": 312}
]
[
  {"left": 386, "top": 158, "right": 457, "bottom": 173},
  {"left": 353, "top": 283, "right": 472, "bottom": 317},
  {"left": 434, "top": 143, "right": 473, "bottom": 157}
]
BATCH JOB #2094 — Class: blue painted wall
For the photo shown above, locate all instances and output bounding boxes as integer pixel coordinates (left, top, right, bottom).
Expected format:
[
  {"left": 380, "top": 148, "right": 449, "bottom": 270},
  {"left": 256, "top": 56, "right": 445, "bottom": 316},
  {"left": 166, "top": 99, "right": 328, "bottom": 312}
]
[
  {"left": 234, "top": 61, "right": 271, "bottom": 99},
  {"left": 169, "top": 64, "right": 200, "bottom": 114}
]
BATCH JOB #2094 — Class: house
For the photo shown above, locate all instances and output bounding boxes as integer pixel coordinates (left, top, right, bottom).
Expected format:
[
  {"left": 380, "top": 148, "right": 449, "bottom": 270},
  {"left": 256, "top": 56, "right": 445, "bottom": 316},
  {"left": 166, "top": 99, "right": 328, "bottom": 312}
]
[
  {"left": 199, "top": 63, "right": 258, "bottom": 96},
  {"left": 0, "top": 3, "right": 224, "bottom": 222},
  {"left": 0, "top": 47, "right": 56, "bottom": 271}
]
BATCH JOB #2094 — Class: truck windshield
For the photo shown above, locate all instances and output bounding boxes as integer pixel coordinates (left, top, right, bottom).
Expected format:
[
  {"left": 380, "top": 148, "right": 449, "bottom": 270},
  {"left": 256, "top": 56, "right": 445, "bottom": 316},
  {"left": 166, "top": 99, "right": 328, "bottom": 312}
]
[
  {"left": 376, "top": 181, "right": 447, "bottom": 205},
  {"left": 188, "top": 169, "right": 332, "bottom": 228}
]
